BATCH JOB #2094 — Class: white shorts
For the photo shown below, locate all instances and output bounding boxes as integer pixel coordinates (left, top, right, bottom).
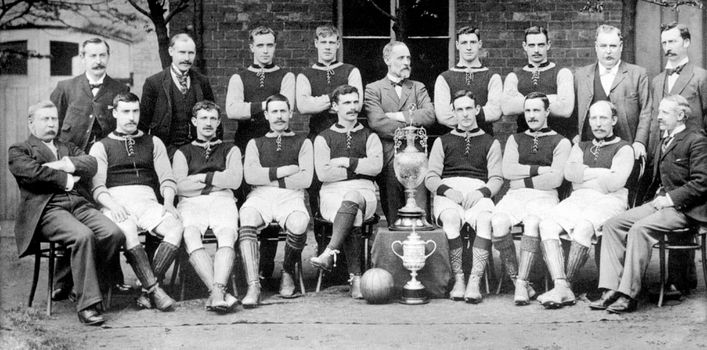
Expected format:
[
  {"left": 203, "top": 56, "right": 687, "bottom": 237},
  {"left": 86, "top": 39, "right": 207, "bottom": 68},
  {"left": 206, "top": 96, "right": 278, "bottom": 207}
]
[
  {"left": 545, "top": 188, "right": 628, "bottom": 239},
  {"left": 433, "top": 177, "right": 495, "bottom": 227},
  {"left": 178, "top": 194, "right": 239, "bottom": 235},
  {"left": 102, "top": 185, "right": 170, "bottom": 232},
  {"left": 241, "top": 186, "right": 309, "bottom": 229},
  {"left": 494, "top": 188, "right": 559, "bottom": 226},
  {"left": 319, "top": 179, "right": 377, "bottom": 225}
]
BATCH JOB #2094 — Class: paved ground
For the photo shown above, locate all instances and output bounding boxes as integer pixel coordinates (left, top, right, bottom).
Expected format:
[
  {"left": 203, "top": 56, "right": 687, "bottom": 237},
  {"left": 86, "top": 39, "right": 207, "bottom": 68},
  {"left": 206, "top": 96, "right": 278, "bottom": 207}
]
[{"left": 1, "top": 220, "right": 705, "bottom": 349}]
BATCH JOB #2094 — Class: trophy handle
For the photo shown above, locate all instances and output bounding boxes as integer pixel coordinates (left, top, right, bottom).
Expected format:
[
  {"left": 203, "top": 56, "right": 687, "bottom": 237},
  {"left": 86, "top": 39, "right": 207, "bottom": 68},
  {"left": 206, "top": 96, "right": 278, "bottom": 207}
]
[
  {"left": 391, "top": 241, "right": 404, "bottom": 259},
  {"left": 423, "top": 240, "right": 437, "bottom": 259}
]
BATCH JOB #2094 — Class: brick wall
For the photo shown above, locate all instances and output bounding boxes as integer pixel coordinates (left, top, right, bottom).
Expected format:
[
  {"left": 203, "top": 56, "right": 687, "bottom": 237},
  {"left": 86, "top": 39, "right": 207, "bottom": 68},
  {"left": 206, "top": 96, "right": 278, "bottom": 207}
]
[
  {"left": 171, "top": 0, "right": 334, "bottom": 139},
  {"left": 170, "top": 0, "right": 624, "bottom": 139}
]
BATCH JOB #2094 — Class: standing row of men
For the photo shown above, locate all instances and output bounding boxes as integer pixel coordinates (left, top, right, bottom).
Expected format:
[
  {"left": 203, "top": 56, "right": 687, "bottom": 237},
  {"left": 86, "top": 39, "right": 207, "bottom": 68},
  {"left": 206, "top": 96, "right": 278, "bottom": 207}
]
[{"left": 9, "top": 21, "right": 706, "bottom": 325}]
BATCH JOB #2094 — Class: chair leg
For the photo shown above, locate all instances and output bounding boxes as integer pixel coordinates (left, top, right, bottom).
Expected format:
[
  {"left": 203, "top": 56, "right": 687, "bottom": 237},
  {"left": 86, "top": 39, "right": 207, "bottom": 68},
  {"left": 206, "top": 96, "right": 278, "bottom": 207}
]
[
  {"left": 658, "top": 237, "right": 666, "bottom": 307},
  {"left": 495, "top": 260, "right": 505, "bottom": 294},
  {"left": 484, "top": 264, "right": 490, "bottom": 294},
  {"left": 363, "top": 237, "right": 370, "bottom": 271},
  {"left": 103, "top": 287, "right": 112, "bottom": 310},
  {"left": 230, "top": 273, "right": 239, "bottom": 299},
  {"left": 297, "top": 262, "right": 306, "bottom": 295},
  {"left": 316, "top": 270, "right": 323, "bottom": 293},
  {"left": 701, "top": 234, "right": 707, "bottom": 295},
  {"left": 47, "top": 243, "right": 56, "bottom": 317},
  {"left": 29, "top": 252, "right": 41, "bottom": 307},
  {"left": 178, "top": 258, "right": 187, "bottom": 301}
]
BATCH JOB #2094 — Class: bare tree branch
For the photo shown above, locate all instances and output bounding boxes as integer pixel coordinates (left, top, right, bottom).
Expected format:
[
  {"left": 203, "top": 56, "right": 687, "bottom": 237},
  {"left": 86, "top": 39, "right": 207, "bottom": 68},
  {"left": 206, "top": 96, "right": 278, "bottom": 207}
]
[
  {"left": 165, "top": 0, "right": 189, "bottom": 23},
  {"left": 366, "top": 0, "right": 397, "bottom": 22},
  {"left": 640, "top": 0, "right": 704, "bottom": 6},
  {"left": 126, "top": 0, "right": 150, "bottom": 18}
]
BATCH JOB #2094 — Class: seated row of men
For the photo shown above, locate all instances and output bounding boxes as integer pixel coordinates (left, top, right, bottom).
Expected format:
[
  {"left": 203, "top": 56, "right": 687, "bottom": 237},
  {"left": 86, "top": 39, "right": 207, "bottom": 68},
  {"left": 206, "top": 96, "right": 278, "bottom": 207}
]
[{"left": 10, "top": 83, "right": 705, "bottom": 326}]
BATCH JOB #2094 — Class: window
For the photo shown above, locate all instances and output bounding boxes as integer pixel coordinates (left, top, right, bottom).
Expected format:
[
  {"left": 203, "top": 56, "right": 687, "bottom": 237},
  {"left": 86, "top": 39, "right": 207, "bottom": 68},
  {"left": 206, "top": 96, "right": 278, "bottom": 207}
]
[
  {"left": 337, "top": 0, "right": 453, "bottom": 95},
  {"left": 0, "top": 41, "right": 28, "bottom": 75},
  {"left": 50, "top": 41, "right": 78, "bottom": 76}
]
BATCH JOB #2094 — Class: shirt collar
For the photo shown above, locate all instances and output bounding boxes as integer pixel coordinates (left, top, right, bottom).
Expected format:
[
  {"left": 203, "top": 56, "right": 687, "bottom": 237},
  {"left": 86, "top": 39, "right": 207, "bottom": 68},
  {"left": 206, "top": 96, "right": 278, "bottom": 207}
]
[
  {"left": 387, "top": 74, "right": 403, "bottom": 84},
  {"left": 663, "top": 124, "right": 686, "bottom": 139},
  {"left": 170, "top": 63, "right": 189, "bottom": 77},
  {"left": 666, "top": 57, "right": 689, "bottom": 69},
  {"left": 86, "top": 72, "right": 106, "bottom": 85},
  {"left": 598, "top": 61, "right": 620, "bottom": 76}
]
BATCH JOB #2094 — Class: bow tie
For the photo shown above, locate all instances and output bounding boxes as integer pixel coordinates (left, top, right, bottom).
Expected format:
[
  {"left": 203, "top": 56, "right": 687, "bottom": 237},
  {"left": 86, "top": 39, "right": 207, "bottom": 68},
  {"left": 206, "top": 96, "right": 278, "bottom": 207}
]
[
  {"left": 391, "top": 80, "right": 405, "bottom": 87},
  {"left": 666, "top": 64, "right": 686, "bottom": 76},
  {"left": 89, "top": 83, "right": 102, "bottom": 90}
]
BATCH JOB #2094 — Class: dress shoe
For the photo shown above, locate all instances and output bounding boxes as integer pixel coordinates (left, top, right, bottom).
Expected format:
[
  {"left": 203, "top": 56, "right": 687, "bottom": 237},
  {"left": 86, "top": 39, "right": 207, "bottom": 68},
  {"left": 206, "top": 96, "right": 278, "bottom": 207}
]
[
  {"left": 77, "top": 305, "right": 105, "bottom": 326},
  {"left": 589, "top": 290, "right": 620, "bottom": 310},
  {"left": 606, "top": 295, "right": 637, "bottom": 314},
  {"left": 51, "top": 288, "right": 76, "bottom": 302}
]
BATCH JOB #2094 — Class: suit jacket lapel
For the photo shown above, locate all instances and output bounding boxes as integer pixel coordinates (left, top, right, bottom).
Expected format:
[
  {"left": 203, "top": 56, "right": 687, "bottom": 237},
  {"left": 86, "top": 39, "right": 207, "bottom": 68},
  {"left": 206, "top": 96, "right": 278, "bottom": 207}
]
[
  {"left": 93, "top": 75, "right": 114, "bottom": 101},
  {"left": 161, "top": 68, "right": 173, "bottom": 107},
  {"left": 580, "top": 66, "right": 595, "bottom": 125},
  {"left": 610, "top": 62, "right": 627, "bottom": 92},
  {"left": 80, "top": 75, "right": 94, "bottom": 100},
  {"left": 189, "top": 71, "right": 203, "bottom": 99},
  {"left": 669, "top": 62, "right": 694, "bottom": 95},
  {"left": 383, "top": 81, "right": 400, "bottom": 109},
  {"left": 660, "top": 129, "right": 687, "bottom": 160},
  {"left": 399, "top": 81, "right": 412, "bottom": 109},
  {"left": 28, "top": 135, "right": 57, "bottom": 161},
  {"left": 655, "top": 72, "right": 667, "bottom": 100}
]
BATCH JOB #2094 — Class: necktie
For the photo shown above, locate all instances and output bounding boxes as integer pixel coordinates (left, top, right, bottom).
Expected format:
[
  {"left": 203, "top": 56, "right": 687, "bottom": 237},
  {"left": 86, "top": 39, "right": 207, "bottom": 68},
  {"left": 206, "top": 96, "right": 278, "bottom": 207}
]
[
  {"left": 661, "top": 135, "right": 673, "bottom": 154},
  {"left": 666, "top": 64, "right": 686, "bottom": 76},
  {"left": 176, "top": 73, "right": 188, "bottom": 93}
]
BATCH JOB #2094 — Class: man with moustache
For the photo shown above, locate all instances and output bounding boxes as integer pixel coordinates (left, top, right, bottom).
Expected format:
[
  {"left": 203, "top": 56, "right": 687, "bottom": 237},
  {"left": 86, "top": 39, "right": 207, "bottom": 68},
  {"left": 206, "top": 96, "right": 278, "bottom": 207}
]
[
  {"left": 9, "top": 101, "right": 124, "bottom": 325},
  {"left": 309, "top": 85, "right": 383, "bottom": 299},
  {"left": 90, "top": 92, "right": 184, "bottom": 311},
  {"left": 575, "top": 25, "right": 651, "bottom": 161},
  {"left": 296, "top": 24, "right": 363, "bottom": 218},
  {"left": 172, "top": 101, "right": 241, "bottom": 312},
  {"left": 483, "top": 92, "right": 571, "bottom": 305},
  {"left": 434, "top": 26, "right": 502, "bottom": 135},
  {"left": 226, "top": 27, "right": 296, "bottom": 279},
  {"left": 239, "top": 94, "right": 313, "bottom": 305},
  {"left": 537, "top": 100, "right": 634, "bottom": 309},
  {"left": 365, "top": 41, "right": 435, "bottom": 227},
  {"left": 49, "top": 37, "right": 129, "bottom": 300},
  {"left": 140, "top": 33, "right": 216, "bottom": 158},
  {"left": 595, "top": 95, "right": 707, "bottom": 313},
  {"left": 646, "top": 22, "right": 707, "bottom": 294},
  {"left": 502, "top": 26, "right": 575, "bottom": 140},
  {"left": 424, "top": 90, "right": 503, "bottom": 303},
  {"left": 227, "top": 26, "right": 296, "bottom": 153}
]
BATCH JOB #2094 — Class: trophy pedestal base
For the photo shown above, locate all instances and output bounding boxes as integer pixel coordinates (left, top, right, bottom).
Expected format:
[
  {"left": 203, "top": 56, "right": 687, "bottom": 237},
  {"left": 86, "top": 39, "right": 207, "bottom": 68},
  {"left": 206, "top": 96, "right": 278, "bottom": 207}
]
[
  {"left": 399, "top": 287, "right": 429, "bottom": 305},
  {"left": 389, "top": 210, "right": 435, "bottom": 231}
]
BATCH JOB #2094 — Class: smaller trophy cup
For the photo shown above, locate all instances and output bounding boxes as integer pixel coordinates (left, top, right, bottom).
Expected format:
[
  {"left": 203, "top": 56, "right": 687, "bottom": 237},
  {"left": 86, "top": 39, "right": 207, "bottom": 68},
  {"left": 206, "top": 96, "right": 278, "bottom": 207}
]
[{"left": 391, "top": 225, "right": 437, "bottom": 304}]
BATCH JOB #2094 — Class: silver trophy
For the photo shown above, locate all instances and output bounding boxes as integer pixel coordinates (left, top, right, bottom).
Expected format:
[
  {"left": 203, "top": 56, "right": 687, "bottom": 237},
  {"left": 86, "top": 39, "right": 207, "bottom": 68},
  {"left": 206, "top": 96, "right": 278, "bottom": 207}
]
[
  {"left": 391, "top": 224, "right": 437, "bottom": 304},
  {"left": 391, "top": 104, "right": 434, "bottom": 231}
]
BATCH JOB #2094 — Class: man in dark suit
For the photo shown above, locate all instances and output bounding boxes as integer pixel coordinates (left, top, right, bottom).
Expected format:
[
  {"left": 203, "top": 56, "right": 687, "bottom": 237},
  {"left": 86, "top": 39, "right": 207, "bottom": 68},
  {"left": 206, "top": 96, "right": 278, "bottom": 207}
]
[
  {"left": 593, "top": 95, "right": 707, "bottom": 313},
  {"left": 49, "top": 37, "right": 129, "bottom": 300},
  {"left": 646, "top": 22, "right": 707, "bottom": 292},
  {"left": 575, "top": 25, "right": 651, "bottom": 159},
  {"left": 50, "top": 38, "right": 130, "bottom": 152},
  {"left": 140, "top": 33, "right": 216, "bottom": 158},
  {"left": 8, "top": 101, "right": 124, "bottom": 325},
  {"left": 364, "top": 41, "right": 435, "bottom": 227}
]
